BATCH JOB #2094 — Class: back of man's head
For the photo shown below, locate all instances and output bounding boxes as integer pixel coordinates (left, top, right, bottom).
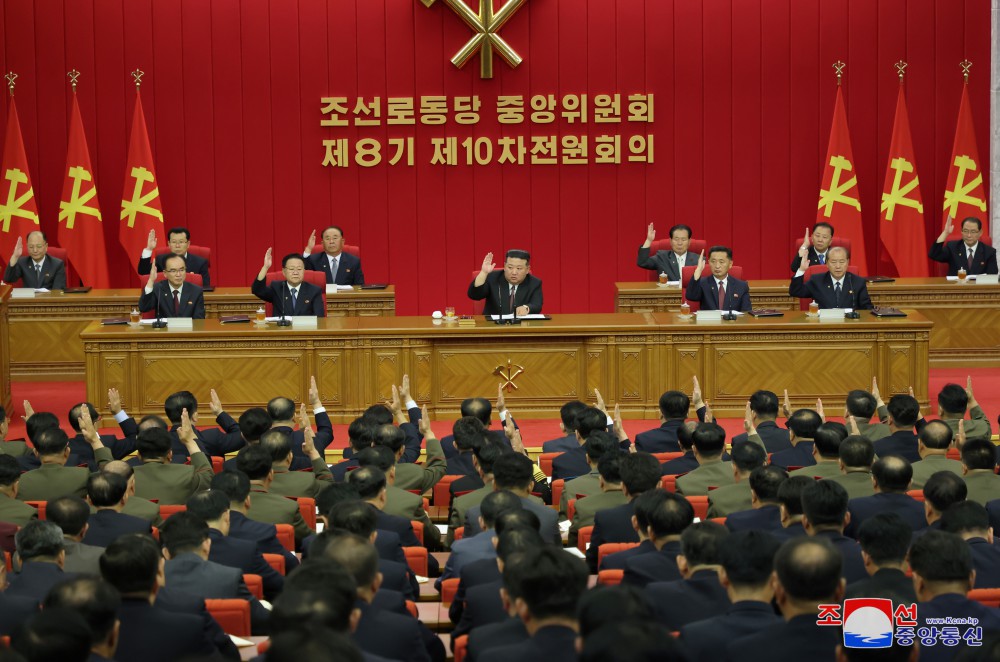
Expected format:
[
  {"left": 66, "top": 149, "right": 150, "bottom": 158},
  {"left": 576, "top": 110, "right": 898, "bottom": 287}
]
[
  {"left": 186, "top": 490, "right": 230, "bottom": 523},
  {"left": 919, "top": 420, "right": 953, "bottom": 450},
  {"left": 813, "top": 424, "right": 846, "bottom": 459},
  {"left": 846, "top": 390, "right": 879, "bottom": 420},
  {"left": 103, "top": 460, "right": 135, "bottom": 482},
  {"left": 164, "top": 391, "right": 197, "bottom": 424},
  {"left": 266, "top": 397, "right": 296, "bottom": 422},
  {"left": 658, "top": 390, "right": 690, "bottom": 419},
  {"left": 267, "top": 629, "right": 362, "bottom": 662},
  {"left": 453, "top": 416, "right": 486, "bottom": 452},
  {"left": 211, "top": 470, "right": 251, "bottom": 503},
  {"left": 619, "top": 452, "right": 662, "bottom": 496},
  {"left": 473, "top": 439, "right": 505, "bottom": 475},
  {"left": 774, "top": 537, "right": 843, "bottom": 603},
  {"left": 0, "top": 454, "right": 21, "bottom": 488},
  {"left": 348, "top": 466, "right": 387, "bottom": 500},
  {"left": 16, "top": 520, "right": 64, "bottom": 562},
  {"left": 46, "top": 496, "right": 90, "bottom": 538},
  {"left": 260, "top": 428, "right": 293, "bottom": 462},
  {"left": 347, "top": 417, "right": 376, "bottom": 452},
  {"left": 362, "top": 404, "right": 393, "bottom": 426},
  {"left": 777, "top": 476, "right": 813, "bottom": 517},
  {"left": 732, "top": 442, "right": 767, "bottom": 474},
  {"left": 159, "top": 511, "right": 209, "bottom": 557},
  {"left": 680, "top": 521, "right": 728, "bottom": 566},
  {"left": 10, "top": 607, "right": 92, "bottom": 662},
  {"left": 579, "top": 621, "right": 682, "bottom": 662},
  {"left": 236, "top": 445, "right": 274, "bottom": 480},
  {"left": 137, "top": 414, "right": 168, "bottom": 433},
  {"left": 34, "top": 427, "right": 69, "bottom": 456},
  {"left": 100, "top": 534, "right": 161, "bottom": 594},
  {"left": 692, "top": 422, "right": 726, "bottom": 457},
  {"left": 67, "top": 403, "right": 99, "bottom": 434},
  {"left": 937, "top": 383, "right": 969, "bottom": 415},
  {"left": 576, "top": 585, "right": 653, "bottom": 639},
  {"left": 355, "top": 445, "right": 395, "bottom": 472},
  {"left": 328, "top": 500, "right": 378, "bottom": 538},
  {"left": 596, "top": 452, "right": 622, "bottom": 485},
  {"left": 560, "top": 400, "right": 588, "bottom": 431},
  {"left": 749, "top": 390, "right": 779, "bottom": 420},
  {"left": 908, "top": 530, "right": 973, "bottom": 585},
  {"left": 857, "top": 513, "right": 912, "bottom": 566},
  {"left": 644, "top": 490, "right": 695, "bottom": 539},
  {"left": 924, "top": 471, "right": 968, "bottom": 513},
  {"left": 43, "top": 576, "right": 121, "bottom": 648},
  {"left": 787, "top": 409, "right": 822, "bottom": 439},
  {"left": 940, "top": 500, "right": 991, "bottom": 537},
  {"left": 749, "top": 465, "right": 788, "bottom": 502},
  {"left": 136, "top": 427, "right": 172, "bottom": 460},
  {"left": 839, "top": 435, "right": 875, "bottom": 469},
  {"left": 316, "top": 482, "right": 362, "bottom": 520},
  {"left": 801, "top": 480, "right": 849, "bottom": 529},
  {"left": 460, "top": 397, "right": 492, "bottom": 426},
  {"left": 887, "top": 394, "right": 920, "bottom": 427},
  {"left": 238, "top": 407, "right": 272, "bottom": 443},
  {"left": 872, "top": 455, "right": 912, "bottom": 492},
  {"left": 584, "top": 430, "right": 617, "bottom": 463},
  {"left": 495, "top": 509, "right": 541, "bottom": 537},
  {"left": 318, "top": 531, "right": 379, "bottom": 589},
  {"left": 718, "top": 530, "right": 780, "bottom": 589},
  {"left": 492, "top": 453, "right": 534, "bottom": 491},
  {"left": 505, "top": 546, "right": 588, "bottom": 621},
  {"left": 480, "top": 490, "right": 522, "bottom": 530},
  {"left": 374, "top": 424, "right": 405, "bottom": 454},
  {"left": 25, "top": 411, "right": 60, "bottom": 444},
  {"left": 87, "top": 472, "right": 128, "bottom": 508},
  {"left": 574, "top": 407, "right": 607, "bottom": 439},
  {"left": 961, "top": 439, "right": 997, "bottom": 471},
  {"left": 676, "top": 420, "right": 698, "bottom": 451},
  {"left": 270, "top": 586, "right": 356, "bottom": 637}
]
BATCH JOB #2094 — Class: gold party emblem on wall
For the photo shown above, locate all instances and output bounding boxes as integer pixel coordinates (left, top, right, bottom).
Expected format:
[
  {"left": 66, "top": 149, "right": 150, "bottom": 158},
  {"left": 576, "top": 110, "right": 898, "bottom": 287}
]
[{"left": 420, "top": 0, "right": 527, "bottom": 79}]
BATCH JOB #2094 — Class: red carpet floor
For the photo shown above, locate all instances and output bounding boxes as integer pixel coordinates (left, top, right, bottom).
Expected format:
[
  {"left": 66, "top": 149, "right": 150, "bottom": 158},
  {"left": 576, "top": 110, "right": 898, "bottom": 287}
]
[{"left": 7, "top": 367, "right": 999, "bottom": 446}]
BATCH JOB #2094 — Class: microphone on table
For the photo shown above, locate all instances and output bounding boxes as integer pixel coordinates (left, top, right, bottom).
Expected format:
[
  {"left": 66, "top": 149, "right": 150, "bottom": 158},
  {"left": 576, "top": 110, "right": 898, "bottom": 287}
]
[
  {"left": 277, "top": 286, "right": 292, "bottom": 327},
  {"left": 151, "top": 293, "right": 167, "bottom": 329}
]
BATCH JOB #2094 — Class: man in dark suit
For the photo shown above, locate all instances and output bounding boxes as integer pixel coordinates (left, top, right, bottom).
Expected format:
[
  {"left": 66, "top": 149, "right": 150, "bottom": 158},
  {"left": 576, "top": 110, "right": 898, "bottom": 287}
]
[
  {"left": 463, "top": 454, "right": 559, "bottom": 545},
  {"left": 621, "top": 490, "right": 693, "bottom": 587},
  {"left": 446, "top": 416, "right": 487, "bottom": 477},
  {"left": 138, "top": 254, "right": 205, "bottom": 319},
  {"left": 267, "top": 387, "right": 334, "bottom": 469},
  {"left": 645, "top": 522, "right": 730, "bottom": 628},
  {"left": 585, "top": 453, "right": 662, "bottom": 572},
  {"left": 82, "top": 471, "right": 153, "bottom": 547},
  {"left": 251, "top": 248, "right": 326, "bottom": 317},
  {"left": 3, "top": 231, "right": 66, "bottom": 289},
  {"left": 100, "top": 533, "right": 239, "bottom": 661},
  {"left": 725, "top": 537, "right": 843, "bottom": 661},
  {"left": 684, "top": 245, "right": 752, "bottom": 312},
  {"left": 187, "top": 490, "right": 285, "bottom": 600},
  {"left": 162, "top": 390, "right": 245, "bottom": 462},
  {"left": 478, "top": 546, "right": 588, "bottom": 662},
  {"left": 940, "top": 500, "right": 1000, "bottom": 589},
  {"left": 724, "top": 465, "right": 788, "bottom": 534},
  {"left": 788, "top": 222, "right": 836, "bottom": 273},
  {"left": 680, "top": 530, "right": 782, "bottom": 658},
  {"left": 468, "top": 249, "right": 543, "bottom": 316},
  {"left": 636, "top": 222, "right": 700, "bottom": 281},
  {"left": 801, "top": 480, "right": 866, "bottom": 583},
  {"left": 160, "top": 511, "right": 270, "bottom": 635},
  {"left": 910, "top": 531, "right": 1000, "bottom": 662},
  {"left": 873, "top": 394, "right": 921, "bottom": 463},
  {"left": 67, "top": 396, "right": 138, "bottom": 469},
  {"left": 759, "top": 408, "right": 822, "bottom": 470},
  {"left": 43, "top": 575, "right": 122, "bottom": 662},
  {"left": 551, "top": 407, "right": 610, "bottom": 481},
  {"left": 660, "top": 421, "right": 699, "bottom": 475},
  {"left": 6, "top": 520, "right": 69, "bottom": 605},
  {"left": 211, "top": 469, "right": 299, "bottom": 572},
  {"left": 789, "top": 245, "right": 871, "bottom": 309},
  {"left": 846, "top": 455, "right": 926, "bottom": 538},
  {"left": 599, "top": 488, "right": 662, "bottom": 571},
  {"left": 730, "top": 390, "right": 791, "bottom": 453},
  {"left": 635, "top": 385, "right": 706, "bottom": 454},
  {"left": 137, "top": 226, "right": 212, "bottom": 288},
  {"left": 929, "top": 215, "right": 998, "bottom": 276},
  {"left": 918, "top": 471, "right": 969, "bottom": 540},
  {"left": 302, "top": 225, "right": 365, "bottom": 285},
  {"left": 541, "top": 400, "right": 588, "bottom": 453},
  {"left": 438, "top": 393, "right": 514, "bottom": 460},
  {"left": 846, "top": 512, "right": 917, "bottom": 602}
]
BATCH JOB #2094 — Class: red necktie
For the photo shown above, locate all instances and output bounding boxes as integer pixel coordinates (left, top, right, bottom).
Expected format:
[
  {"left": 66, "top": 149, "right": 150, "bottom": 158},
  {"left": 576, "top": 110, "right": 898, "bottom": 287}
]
[
  {"left": 717, "top": 281, "right": 726, "bottom": 310},
  {"left": 173, "top": 290, "right": 180, "bottom": 315},
  {"left": 968, "top": 249, "right": 974, "bottom": 271}
]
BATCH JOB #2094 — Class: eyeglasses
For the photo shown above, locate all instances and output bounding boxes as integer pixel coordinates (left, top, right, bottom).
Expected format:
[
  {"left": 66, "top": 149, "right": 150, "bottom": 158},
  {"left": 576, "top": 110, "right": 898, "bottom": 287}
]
[{"left": 164, "top": 268, "right": 187, "bottom": 274}]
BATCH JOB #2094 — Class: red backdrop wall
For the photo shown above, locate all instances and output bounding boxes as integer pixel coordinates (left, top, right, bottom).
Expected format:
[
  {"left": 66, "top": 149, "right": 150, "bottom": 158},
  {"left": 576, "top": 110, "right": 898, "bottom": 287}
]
[{"left": 0, "top": 0, "right": 992, "bottom": 315}]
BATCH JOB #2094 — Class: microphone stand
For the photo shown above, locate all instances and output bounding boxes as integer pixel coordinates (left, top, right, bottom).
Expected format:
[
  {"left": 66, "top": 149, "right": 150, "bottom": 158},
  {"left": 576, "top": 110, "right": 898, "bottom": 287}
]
[
  {"left": 151, "top": 292, "right": 168, "bottom": 329},
  {"left": 277, "top": 293, "right": 292, "bottom": 327}
]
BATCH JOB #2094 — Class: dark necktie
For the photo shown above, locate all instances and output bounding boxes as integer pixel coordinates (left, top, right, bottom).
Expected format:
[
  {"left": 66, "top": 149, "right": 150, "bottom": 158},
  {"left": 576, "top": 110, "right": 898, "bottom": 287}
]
[
  {"left": 834, "top": 282, "right": 842, "bottom": 306},
  {"left": 717, "top": 281, "right": 726, "bottom": 310},
  {"left": 968, "top": 250, "right": 974, "bottom": 270},
  {"left": 818, "top": 253, "right": 826, "bottom": 265},
  {"left": 290, "top": 288, "right": 298, "bottom": 311},
  {"left": 173, "top": 289, "right": 180, "bottom": 315},
  {"left": 330, "top": 256, "right": 339, "bottom": 283},
  {"left": 34, "top": 263, "right": 42, "bottom": 285},
  {"left": 509, "top": 285, "right": 517, "bottom": 311}
]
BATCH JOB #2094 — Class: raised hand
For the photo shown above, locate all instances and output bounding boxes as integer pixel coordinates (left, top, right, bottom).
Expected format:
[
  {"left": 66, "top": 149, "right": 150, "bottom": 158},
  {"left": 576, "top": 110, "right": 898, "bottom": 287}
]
[
  {"left": 418, "top": 404, "right": 434, "bottom": 439},
  {"left": 146, "top": 263, "right": 157, "bottom": 290},
  {"left": 743, "top": 401, "right": 755, "bottom": 435},
  {"left": 692, "top": 376, "right": 704, "bottom": 409},
  {"left": 178, "top": 408, "right": 198, "bottom": 450},
  {"left": 495, "top": 383, "right": 506, "bottom": 414},
  {"left": 846, "top": 414, "right": 861, "bottom": 436},
  {"left": 108, "top": 388, "right": 122, "bottom": 415},
  {"left": 782, "top": 389, "right": 791, "bottom": 418},
  {"left": 9, "top": 236, "right": 22, "bottom": 265},
  {"left": 693, "top": 249, "right": 706, "bottom": 278},
  {"left": 299, "top": 403, "right": 318, "bottom": 458},
  {"left": 801, "top": 227, "right": 811, "bottom": 249},
  {"left": 704, "top": 401, "right": 714, "bottom": 423},
  {"left": 645, "top": 223, "right": 656, "bottom": 245},
  {"left": 816, "top": 398, "right": 826, "bottom": 422},
  {"left": 21, "top": 400, "right": 34, "bottom": 422},
  {"left": 385, "top": 384, "right": 402, "bottom": 416},
  {"left": 304, "top": 229, "right": 317, "bottom": 255},
  {"left": 146, "top": 229, "right": 158, "bottom": 252},
  {"left": 209, "top": 389, "right": 223, "bottom": 416},
  {"left": 503, "top": 410, "right": 525, "bottom": 454},
  {"left": 79, "top": 406, "right": 102, "bottom": 447},
  {"left": 613, "top": 403, "right": 629, "bottom": 444},
  {"left": 957, "top": 419, "right": 967, "bottom": 448},
  {"left": 594, "top": 388, "right": 607, "bottom": 415},
  {"left": 480, "top": 252, "right": 495, "bottom": 275},
  {"left": 798, "top": 243, "right": 810, "bottom": 271},
  {"left": 871, "top": 377, "right": 882, "bottom": 405},
  {"left": 398, "top": 374, "right": 411, "bottom": 404},
  {"left": 262, "top": 247, "right": 273, "bottom": 272},
  {"left": 965, "top": 375, "right": 977, "bottom": 409},
  {"left": 938, "top": 215, "right": 954, "bottom": 242},
  {"left": 309, "top": 376, "right": 321, "bottom": 408}
]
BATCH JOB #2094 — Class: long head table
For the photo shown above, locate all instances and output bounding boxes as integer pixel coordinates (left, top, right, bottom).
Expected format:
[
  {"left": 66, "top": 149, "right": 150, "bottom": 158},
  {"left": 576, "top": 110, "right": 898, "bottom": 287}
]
[
  {"left": 81, "top": 311, "right": 931, "bottom": 426},
  {"left": 616, "top": 278, "right": 1000, "bottom": 367}
]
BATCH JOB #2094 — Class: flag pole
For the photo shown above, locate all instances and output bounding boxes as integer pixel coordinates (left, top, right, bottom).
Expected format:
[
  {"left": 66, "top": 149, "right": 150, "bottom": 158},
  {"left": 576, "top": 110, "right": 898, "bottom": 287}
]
[
  {"left": 960, "top": 59, "right": 971, "bottom": 85},
  {"left": 67, "top": 69, "right": 80, "bottom": 93},
  {"left": 894, "top": 60, "right": 907, "bottom": 83},
  {"left": 131, "top": 69, "right": 144, "bottom": 92},
  {"left": 4, "top": 72, "right": 16, "bottom": 97},
  {"left": 833, "top": 60, "right": 845, "bottom": 86}
]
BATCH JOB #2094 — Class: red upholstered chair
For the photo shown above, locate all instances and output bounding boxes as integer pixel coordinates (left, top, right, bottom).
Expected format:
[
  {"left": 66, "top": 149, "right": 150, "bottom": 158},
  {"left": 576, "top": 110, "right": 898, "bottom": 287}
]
[
  {"left": 410, "top": 520, "right": 424, "bottom": 545},
  {"left": 906, "top": 490, "right": 925, "bottom": 502},
  {"left": 263, "top": 553, "right": 286, "bottom": 576},
  {"left": 551, "top": 479, "right": 565, "bottom": 511},
  {"left": 205, "top": 599, "right": 251, "bottom": 636},
  {"left": 577, "top": 526, "right": 594, "bottom": 553},
  {"left": 653, "top": 452, "right": 684, "bottom": 463},
  {"left": 968, "top": 589, "right": 1000, "bottom": 608},
  {"left": 311, "top": 243, "right": 360, "bottom": 258},
  {"left": 647, "top": 239, "right": 707, "bottom": 281},
  {"left": 710, "top": 517, "right": 727, "bottom": 525},
  {"left": 159, "top": 504, "right": 187, "bottom": 521},
  {"left": 453, "top": 527, "right": 465, "bottom": 541},
  {"left": 405, "top": 600, "right": 418, "bottom": 618},
  {"left": 211, "top": 456, "right": 224, "bottom": 473},
  {"left": 453, "top": 634, "right": 469, "bottom": 662},
  {"left": 440, "top": 578, "right": 460, "bottom": 605},
  {"left": 263, "top": 270, "right": 327, "bottom": 317},
  {"left": 25, "top": 501, "right": 46, "bottom": 520},
  {"left": 567, "top": 499, "right": 577, "bottom": 523},
  {"left": 947, "top": 447, "right": 961, "bottom": 460},
  {"left": 686, "top": 496, "right": 709, "bottom": 520},
  {"left": 539, "top": 453, "right": 561, "bottom": 477},
  {"left": 433, "top": 475, "right": 462, "bottom": 506},
  {"left": 598, "top": 542, "right": 640, "bottom": 568},
  {"left": 243, "top": 574, "right": 263, "bottom": 599},
  {"left": 46, "top": 246, "right": 80, "bottom": 287},
  {"left": 797, "top": 265, "right": 861, "bottom": 310},
  {"left": 661, "top": 475, "right": 679, "bottom": 493},
  {"left": 403, "top": 546, "right": 428, "bottom": 576},
  {"left": 275, "top": 524, "right": 295, "bottom": 553},
  {"left": 597, "top": 569, "right": 625, "bottom": 585},
  {"left": 4, "top": 551, "right": 12, "bottom": 572},
  {"left": 291, "top": 497, "right": 317, "bottom": 530}
]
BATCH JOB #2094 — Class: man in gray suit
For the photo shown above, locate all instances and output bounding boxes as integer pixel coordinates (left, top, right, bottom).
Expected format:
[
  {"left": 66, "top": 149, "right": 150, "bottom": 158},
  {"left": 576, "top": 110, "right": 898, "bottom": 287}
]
[
  {"left": 910, "top": 421, "right": 963, "bottom": 490},
  {"left": 960, "top": 439, "right": 1000, "bottom": 506},
  {"left": 846, "top": 383, "right": 890, "bottom": 443},
  {"left": 677, "top": 423, "right": 732, "bottom": 497},
  {"left": 826, "top": 436, "right": 876, "bottom": 500},
  {"left": 708, "top": 443, "right": 766, "bottom": 518},
  {"left": 569, "top": 453, "right": 628, "bottom": 547},
  {"left": 46, "top": 496, "right": 104, "bottom": 575},
  {"left": 160, "top": 511, "right": 270, "bottom": 634},
  {"left": 636, "top": 223, "right": 699, "bottom": 281},
  {"left": 3, "top": 232, "right": 66, "bottom": 289},
  {"left": 561, "top": 431, "right": 619, "bottom": 520},
  {"left": 464, "top": 453, "right": 560, "bottom": 545}
]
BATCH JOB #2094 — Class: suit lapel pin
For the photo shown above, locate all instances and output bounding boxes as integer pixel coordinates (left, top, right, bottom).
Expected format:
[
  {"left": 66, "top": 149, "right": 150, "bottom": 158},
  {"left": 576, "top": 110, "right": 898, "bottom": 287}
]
[
  {"left": 304, "top": 299, "right": 311, "bottom": 304},
  {"left": 346, "top": 269, "right": 351, "bottom": 273}
]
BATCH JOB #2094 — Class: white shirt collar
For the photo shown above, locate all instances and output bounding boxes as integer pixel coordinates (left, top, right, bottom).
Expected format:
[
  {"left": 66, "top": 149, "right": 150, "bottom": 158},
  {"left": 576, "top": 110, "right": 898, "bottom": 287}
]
[
  {"left": 674, "top": 251, "right": 687, "bottom": 263},
  {"left": 966, "top": 242, "right": 979, "bottom": 255},
  {"left": 716, "top": 277, "right": 728, "bottom": 288},
  {"left": 831, "top": 275, "right": 846, "bottom": 287},
  {"left": 32, "top": 258, "right": 44, "bottom": 267}
]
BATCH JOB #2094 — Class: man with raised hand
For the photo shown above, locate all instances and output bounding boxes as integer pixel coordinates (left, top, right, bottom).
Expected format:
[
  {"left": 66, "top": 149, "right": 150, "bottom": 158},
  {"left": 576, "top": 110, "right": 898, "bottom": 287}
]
[
  {"left": 789, "top": 223, "right": 836, "bottom": 273},
  {"left": 789, "top": 244, "right": 871, "bottom": 310},
  {"left": 636, "top": 222, "right": 699, "bottom": 281},
  {"left": 468, "top": 250, "right": 543, "bottom": 316},
  {"left": 929, "top": 215, "right": 998, "bottom": 276},
  {"left": 138, "top": 256, "right": 205, "bottom": 319},
  {"left": 684, "top": 246, "right": 751, "bottom": 312},
  {"left": 4, "top": 231, "right": 66, "bottom": 289},
  {"left": 302, "top": 226, "right": 364, "bottom": 285},
  {"left": 137, "top": 227, "right": 212, "bottom": 287}
]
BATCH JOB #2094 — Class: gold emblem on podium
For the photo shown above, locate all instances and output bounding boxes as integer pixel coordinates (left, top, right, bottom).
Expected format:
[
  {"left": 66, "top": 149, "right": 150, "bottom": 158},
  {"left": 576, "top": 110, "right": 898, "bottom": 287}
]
[
  {"left": 493, "top": 359, "right": 525, "bottom": 392},
  {"left": 419, "top": 0, "right": 527, "bottom": 79}
]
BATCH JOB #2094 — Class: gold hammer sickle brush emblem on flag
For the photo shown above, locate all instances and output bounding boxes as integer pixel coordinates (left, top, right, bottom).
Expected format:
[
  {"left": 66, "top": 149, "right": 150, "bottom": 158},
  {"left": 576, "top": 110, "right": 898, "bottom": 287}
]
[{"left": 420, "top": 0, "right": 527, "bottom": 79}]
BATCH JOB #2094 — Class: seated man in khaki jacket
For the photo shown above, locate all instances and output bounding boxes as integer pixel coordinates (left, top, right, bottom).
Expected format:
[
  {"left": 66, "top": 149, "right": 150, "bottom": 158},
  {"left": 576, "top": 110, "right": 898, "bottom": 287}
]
[{"left": 132, "top": 409, "right": 212, "bottom": 505}]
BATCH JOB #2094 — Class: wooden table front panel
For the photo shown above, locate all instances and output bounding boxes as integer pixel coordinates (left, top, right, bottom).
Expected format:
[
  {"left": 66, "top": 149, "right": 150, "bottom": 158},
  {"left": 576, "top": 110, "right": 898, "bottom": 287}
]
[{"left": 0, "top": 286, "right": 11, "bottom": 412}]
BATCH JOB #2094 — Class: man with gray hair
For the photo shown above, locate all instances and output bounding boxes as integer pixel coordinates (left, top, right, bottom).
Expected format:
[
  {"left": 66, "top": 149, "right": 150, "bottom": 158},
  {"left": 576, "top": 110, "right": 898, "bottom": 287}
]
[
  {"left": 789, "top": 244, "right": 872, "bottom": 309},
  {"left": 7, "top": 520, "right": 67, "bottom": 604}
]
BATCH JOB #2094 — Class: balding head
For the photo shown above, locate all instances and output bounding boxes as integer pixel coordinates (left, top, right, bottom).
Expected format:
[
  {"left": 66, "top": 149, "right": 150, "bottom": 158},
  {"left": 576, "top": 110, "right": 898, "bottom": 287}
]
[{"left": 773, "top": 537, "right": 843, "bottom": 615}]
